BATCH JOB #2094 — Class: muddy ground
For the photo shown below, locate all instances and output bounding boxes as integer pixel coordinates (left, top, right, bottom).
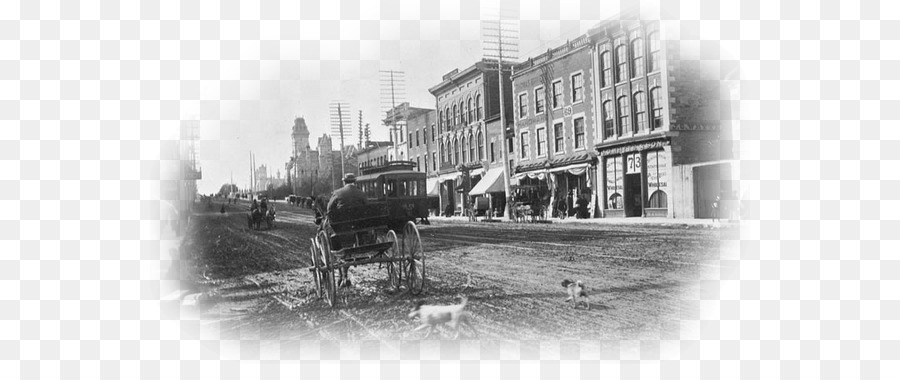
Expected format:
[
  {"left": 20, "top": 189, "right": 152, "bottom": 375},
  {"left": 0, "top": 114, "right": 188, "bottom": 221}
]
[{"left": 171, "top": 200, "right": 734, "bottom": 341}]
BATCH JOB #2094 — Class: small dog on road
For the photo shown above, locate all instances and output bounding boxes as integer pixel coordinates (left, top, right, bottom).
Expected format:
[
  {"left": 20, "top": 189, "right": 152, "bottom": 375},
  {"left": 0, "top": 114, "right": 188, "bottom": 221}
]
[
  {"left": 408, "top": 296, "right": 478, "bottom": 339},
  {"left": 561, "top": 279, "right": 590, "bottom": 310}
]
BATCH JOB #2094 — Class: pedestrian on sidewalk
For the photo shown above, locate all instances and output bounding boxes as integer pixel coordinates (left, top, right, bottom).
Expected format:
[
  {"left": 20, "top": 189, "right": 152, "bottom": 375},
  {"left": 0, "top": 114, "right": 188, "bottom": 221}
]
[
  {"left": 557, "top": 197, "right": 568, "bottom": 220},
  {"left": 712, "top": 195, "right": 721, "bottom": 222}
]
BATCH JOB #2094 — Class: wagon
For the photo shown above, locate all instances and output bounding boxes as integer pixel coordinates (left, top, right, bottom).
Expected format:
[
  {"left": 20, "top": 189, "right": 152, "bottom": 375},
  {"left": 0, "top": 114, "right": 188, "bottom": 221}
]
[{"left": 308, "top": 203, "right": 425, "bottom": 307}]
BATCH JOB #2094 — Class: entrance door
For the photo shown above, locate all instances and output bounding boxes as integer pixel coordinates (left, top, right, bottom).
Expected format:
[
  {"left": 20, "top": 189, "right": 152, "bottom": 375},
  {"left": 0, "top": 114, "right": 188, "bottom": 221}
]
[
  {"left": 625, "top": 173, "right": 643, "bottom": 217},
  {"left": 693, "top": 163, "right": 732, "bottom": 218}
]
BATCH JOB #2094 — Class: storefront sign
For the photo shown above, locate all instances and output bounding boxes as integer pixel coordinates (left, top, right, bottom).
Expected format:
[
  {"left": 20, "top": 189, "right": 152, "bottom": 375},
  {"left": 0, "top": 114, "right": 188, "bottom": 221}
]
[
  {"left": 646, "top": 150, "right": 668, "bottom": 190},
  {"left": 605, "top": 157, "right": 623, "bottom": 194}
]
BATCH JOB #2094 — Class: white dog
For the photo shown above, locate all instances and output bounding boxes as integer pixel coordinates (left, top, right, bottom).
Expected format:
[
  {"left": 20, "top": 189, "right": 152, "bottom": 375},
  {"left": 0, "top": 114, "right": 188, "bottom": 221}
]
[{"left": 408, "top": 296, "right": 478, "bottom": 339}]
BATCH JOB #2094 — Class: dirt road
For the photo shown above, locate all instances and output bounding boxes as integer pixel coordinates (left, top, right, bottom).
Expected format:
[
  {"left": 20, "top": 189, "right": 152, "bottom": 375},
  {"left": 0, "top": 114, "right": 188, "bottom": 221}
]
[{"left": 174, "top": 200, "right": 731, "bottom": 341}]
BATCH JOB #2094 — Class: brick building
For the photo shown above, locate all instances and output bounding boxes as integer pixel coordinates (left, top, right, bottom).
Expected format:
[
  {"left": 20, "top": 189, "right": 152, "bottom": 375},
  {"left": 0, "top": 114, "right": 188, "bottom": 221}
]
[
  {"left": 510, "top": 34, "right": 598, "bottom": 219},
  {"left": 428, "top": 59, "right": 513, "bottom": 216},
  {"left": 589, "top": 19, "right": 731, "bottom": 218}
]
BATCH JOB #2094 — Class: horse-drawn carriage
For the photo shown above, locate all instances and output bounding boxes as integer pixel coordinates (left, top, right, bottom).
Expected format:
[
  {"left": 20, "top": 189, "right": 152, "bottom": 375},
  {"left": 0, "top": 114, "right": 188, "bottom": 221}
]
[
  {"left": 247, "top": 206, "right": 275, "bottom": 230},
  {"left": 308, "top": 202, "right": 425, "bottom": 307}
]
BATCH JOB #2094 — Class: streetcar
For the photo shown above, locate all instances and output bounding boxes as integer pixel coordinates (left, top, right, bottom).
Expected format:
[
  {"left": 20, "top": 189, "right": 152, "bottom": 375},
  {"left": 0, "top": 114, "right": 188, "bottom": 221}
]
[{"left": 355, "top": 161, "right": 436, "bottom": 227}]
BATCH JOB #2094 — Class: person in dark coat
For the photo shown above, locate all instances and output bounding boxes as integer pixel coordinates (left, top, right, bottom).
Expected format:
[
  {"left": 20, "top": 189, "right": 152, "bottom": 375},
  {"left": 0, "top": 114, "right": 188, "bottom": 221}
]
[
  {"left": 557, "top": 197, "right": 568, "bottom": 219},
  {"left": 575, "top": 196, "right": 589, "bottom": 219},
  {"left": 326, "top": 173, "right": 368, "bottom": 217}
]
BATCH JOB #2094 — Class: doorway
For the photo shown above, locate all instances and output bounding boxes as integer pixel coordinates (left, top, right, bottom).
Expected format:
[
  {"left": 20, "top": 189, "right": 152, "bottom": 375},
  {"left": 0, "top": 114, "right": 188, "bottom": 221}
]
[{"left": 624, "top": 173, "right": 643, "bottom": 217}]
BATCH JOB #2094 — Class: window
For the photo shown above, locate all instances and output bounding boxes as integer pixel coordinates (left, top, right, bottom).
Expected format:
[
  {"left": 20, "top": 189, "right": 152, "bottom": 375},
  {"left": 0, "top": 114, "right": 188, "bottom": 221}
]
[
  {"left": 520, "top": 131, "right": 529, "bottom": 159},
  {"left": 431, "top": 125, "right": 436, "bottom": 141},
  {"left": 467, "top": 97, "right": 473, "bottom": 124},
  {"left": 490, "top": 141, "right": 496, "bottom": 162},
  {"left": 507, "top": 136, "right": 513, "bottom": 153},
  {"left": 617, "top": 96, "right": 631, "bottom": 133},
  {"left": 616, "top": 44, "right": 628, "bottom": 83},
  {"left": 477, "top": 131, "right": 484, "bottom": 160},
  {"left": 600, "top": 51, "right": 612, "bottom": 87},
  {"left": 459, "top": 101, "right": 465, "bottom": 124},
  {"left": 441, "top": 141, "right": 446, "bottom": 163},
  {"left": 534, "top": 87, "right": 545, "bottom": 114},
  {"left": 461, "top": 136, "right": 467, "bottom": 162},
  {"left": 432, "top": 152, "right": 437, "bottom": 171},
  {"left": 476, "top": 94, "right": 483, "bottom": 120},
  {"left": 518, "top": 93, "right": 527, "bottom": 119},
  {"left": 648, "top": 32, "right": 660, "bottom": 72},
  {"left": 551, "top": 80, "right": 563, "bottom": 109},
  {"left": 536, "top": 128, "right": 547, "bottom": 156},
  {"left": 646, "top": 150, "right": 668, "bottom": 208},
  {"left": 554, "top": 123, "right": 564, "bottom": 153},
  {"left": 445, "top": 107, "right": 450, "bottom": 129},
  {"left": 603, "top": 100, "right": 615, "bottom": 138},
  {"left": 650, "top": 87, "right": 663, "bottom": 130},
  {"left": 605, "top": 156, "right": 624, "bottom": 210},
  {"left": 631, "top": 37, "right": 645, "bottom": 78},
  {"left": 409, "top": 132, "right": 412, "bottom": 145},
  {"left": 574, "top": 117, "right": 585, "bottom": 149},
  {"left": 571, "top": 73, "right": 583, "bottom": 103},
  {"left": 468, "top": 133, "right": 475, "bottom": 163},
  {"left": 634, "top": 91, "right": 647, "bottom": 132},
  {"left": 416, "top": 157, "right": 420, "bottom": 172},
  {"left": 438, "top": 111, "right": 444, "bottom": 131},
  {"left": 453, "top": 104, "right": 458, "bottom": 125},
  {"left": 454, "top": 138, "right": 459, "bottom": 164}
]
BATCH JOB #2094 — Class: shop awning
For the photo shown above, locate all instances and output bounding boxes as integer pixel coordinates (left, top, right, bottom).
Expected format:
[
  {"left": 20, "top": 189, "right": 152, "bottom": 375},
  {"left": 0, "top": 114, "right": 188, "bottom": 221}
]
[
  {"left": 426, "top": 178, "right": 439, "bottom": 196},
  {"left": 549, "top": 163, "right": 590, "bottom": 176},
  {"left": 469, "top": 167, "right": 506, "bottom": 196}
]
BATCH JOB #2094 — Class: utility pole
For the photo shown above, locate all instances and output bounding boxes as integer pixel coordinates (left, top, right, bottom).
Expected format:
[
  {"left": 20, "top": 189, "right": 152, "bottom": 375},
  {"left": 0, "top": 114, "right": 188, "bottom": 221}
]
[
  {"left": 357, "top": 110, "right": 363, "bottom": 150},
  {"left": 380, "top": 70, "right": 406, "bottom": 161},
  {"left": 330, "top": 101, "right": 351, "bottom": 180},
  {"left": 483, "top": 4, "right": 519, "bottom": 220}
]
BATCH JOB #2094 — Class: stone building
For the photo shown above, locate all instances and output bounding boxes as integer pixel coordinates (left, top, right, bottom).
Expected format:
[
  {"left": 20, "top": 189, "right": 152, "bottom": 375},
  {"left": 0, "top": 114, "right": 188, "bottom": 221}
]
[
  {"left": 428, "top": 59, "right": 514, "bottom": 216},
  {"left": 285, "top": 116, "right": 360, "bottom": 196}
]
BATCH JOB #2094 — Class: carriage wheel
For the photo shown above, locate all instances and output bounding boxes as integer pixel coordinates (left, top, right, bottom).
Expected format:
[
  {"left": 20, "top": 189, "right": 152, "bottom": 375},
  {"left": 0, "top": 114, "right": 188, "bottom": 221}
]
[
  {"left": 379, "top": 230, "right": 402, "bottom": 290},
  {"left": 309, "top": 238, "right": 323, "bottom": 299},
  {"left": 402, "top": 221, "right": 425, "bottom": 295},
  {"left": 316, "top": 231, "right": 338, "bottom": 307}
]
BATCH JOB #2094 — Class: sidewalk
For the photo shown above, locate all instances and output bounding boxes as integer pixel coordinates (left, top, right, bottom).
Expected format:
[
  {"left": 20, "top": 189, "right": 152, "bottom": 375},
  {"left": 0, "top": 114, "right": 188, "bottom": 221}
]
[{"left": 428, "top": 214, "right": 740, "bottom": 229}]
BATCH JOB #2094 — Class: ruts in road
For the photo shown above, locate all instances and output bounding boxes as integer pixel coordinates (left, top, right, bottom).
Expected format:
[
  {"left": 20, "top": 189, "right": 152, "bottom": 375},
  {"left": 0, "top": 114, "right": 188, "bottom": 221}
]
[{"left": 172, "top": 200, "right": 732, "bottom": 341}]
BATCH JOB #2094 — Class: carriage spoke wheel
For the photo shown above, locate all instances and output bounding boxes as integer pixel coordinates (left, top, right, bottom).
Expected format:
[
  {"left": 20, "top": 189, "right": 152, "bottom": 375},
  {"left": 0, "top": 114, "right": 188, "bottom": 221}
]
[
  {"left": 380, "top": 230, "right": 401, "bottom": 291},
  {"left": 316, "top": 231, "right": 337, "bottom": 307},
  {"left": 309, "top": 238, "right": 323, "bottom": 299},
  {"left": 402, "top": 221, "right": 425, "bottom": 295}
]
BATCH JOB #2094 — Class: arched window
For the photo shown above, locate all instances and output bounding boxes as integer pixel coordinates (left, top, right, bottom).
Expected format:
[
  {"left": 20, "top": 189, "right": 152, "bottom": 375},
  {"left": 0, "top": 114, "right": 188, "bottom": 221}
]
[
  {"left": 475, "top": 94, "right": 483, "bottom": 120},
  {"left": 459, "top": 101, "right": 465, "bottom": 125},
  {"left": 600, "top": 51, "right": 612, "bottom": 88},
  {"left": 649, "top": 190, "right": 667, "bottom": 208},
  {"left": 603, "top": 100, "right": 615, "bottom": 138},
  {"left": 453, "top": 138, "right": 460, "bottom": 165},
  {"left": 617, "top": 95, "right": 631, "bottom": 133},
  {"left": 441, "top": 140, "right": 447, "bottom": 163},
  {"left": 634, "top": 91, "right": 647, "bottom": 132},
  {"left": 461, "top": 136, "right": 467, "bottom": 162},
  {"left": 631, "top": 37, "right": 644, "bottom": 78},
  {"left": 650, "top": 87, "right": 663, "bottom": 130},
  {"left": 467, "top": 97, "right": 473, "bottom": 124},
  {"left": 615, "top": 44, "right": 628, "bottom": 83},
  {"left": 648, "top": 32, "right": 660, "bottom": 72},
  {"left": 608, "top": 193, "right": 623, "bottom": 210},
  {"left": 452, "top": 104, "right": 458, "bottom": 126},
  {"left": 445, "top": 107, "right": 451, "bottom": 129},
  {"left": 477, "top": 131, "right": 484, "bottom": 161},
  {"left": 468, "top": 133, "right": 475, "bottom": 162},
  {"left": 438, "top": 110, "right": 444, "bottom": 132}
]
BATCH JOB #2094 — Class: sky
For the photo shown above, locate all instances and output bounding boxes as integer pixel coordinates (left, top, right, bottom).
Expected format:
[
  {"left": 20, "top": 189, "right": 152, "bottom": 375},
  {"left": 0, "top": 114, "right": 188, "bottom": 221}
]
[{"left": 192, "top": 3, "right": 620, "bottom": 194}]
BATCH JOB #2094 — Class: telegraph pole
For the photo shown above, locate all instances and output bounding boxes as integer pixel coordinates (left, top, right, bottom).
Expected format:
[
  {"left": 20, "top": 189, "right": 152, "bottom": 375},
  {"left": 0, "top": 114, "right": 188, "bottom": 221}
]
[
  {"left": 330, "top": 101, "right": 351, "bottom": 179},
  {"left": 380, "top": 70, "right": 406, "bottom": 161},
  {"left": 483, "top": 5, "right": 519, "bottom": 220}
]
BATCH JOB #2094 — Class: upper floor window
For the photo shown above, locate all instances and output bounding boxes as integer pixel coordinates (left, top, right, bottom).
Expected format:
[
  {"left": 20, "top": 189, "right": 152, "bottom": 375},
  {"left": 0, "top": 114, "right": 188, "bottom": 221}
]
[
  {"left": 617, "top": 95, "right": 631, "bottom": 133},
  {"left": 490, "top": 141, "right": 495, "bottom": 162},
  {"left": 468, "top": 133, "right": 475, "bottom": 163},
  {"left": 551, "top": 80, "right": 563, "bottom": 109},
  {"left": 554, "top": 122, "right": 564, "bottom": 153},
  {"left": 431, "top": 125, "right": 436, "bottom": 141},
  {"left": 634, "top": 91, "right": 647, "bottom": 133},
  {"left": 518, "top": 93, "right": 527, "bottom": 119},
  {"left": 444, "top": 107, "right": 450, "bottom": 130},
  {"left": 438, "top": 111, "right": 443, "bottom": 132},
  {"left": 459, "top": 101, "right": 466, "bottom": 124},
  {"left": 650, "top": 87, "right": 663, "bottom": 130},
  {"left": 452, "top": 104, "right": 458, "bottom": 126},
  {"left": 453, "top": 138, "right": 459, "bottom": 164},
  {"left": 536, "top": 127, "right": 547, "bottom": 156},
  {"left": 615, "top": 44, "right": 628, "bottom": 83},
  {"left": 409, "top": 132, "right": 413, "bottom": 146},
  {"left": 520, "top": 131, "right": 529, "bottom": 159},
  {"left": 603, "top": 100, "right": 615, "bottom": 138},
  {"left": 467, "top": 97, "right": 473, "bottom": 124},
  {"left": 571, "top": 73, "right": 583, "bottom": 103},
  {"left": 648, "top": 32, "right": 661, "bottom": 72},
  {"left": 534, "top": 87, "right": 545, "bottom": 114},
  {"left": 574, "top": 117, "right": 585, "bottom": 149},
  {"left": 461, "top": 136, "right": 467, "bottom": 162},
  {"left": 475, "top": 94, "right": 483, "bottom": 120},
  {"left": 432, "top": 152, "right": 437, "bottom": 171},
  {"left": 477, "top": 131, "right": 484, "bottom": 160},
  {"left": 600, "top": 51, "right": 612, "bottom": 88},
  {"left": 631, "top": 38, "right": 645, "bottom": 78}
]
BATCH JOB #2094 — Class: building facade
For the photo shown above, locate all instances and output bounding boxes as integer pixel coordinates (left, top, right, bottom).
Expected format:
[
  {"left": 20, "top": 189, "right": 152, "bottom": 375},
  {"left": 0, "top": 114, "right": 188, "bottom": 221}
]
[
  {"left": 428, "top": 59, "right": 513, "bottom": 216},
  {"left": 286, "top": 117, "right": 361, "bottom": 196},
  {"left": 511, "top": 34, "right": 599, "bottom": 219},
  {"left": 589, "top": 19, "right": 731, "bottom": 218}
]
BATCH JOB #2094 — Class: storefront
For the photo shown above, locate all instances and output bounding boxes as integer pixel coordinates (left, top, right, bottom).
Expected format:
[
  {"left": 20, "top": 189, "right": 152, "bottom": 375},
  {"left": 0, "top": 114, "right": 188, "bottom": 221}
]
[
  {"left": 599, "top": 139, "right": 671, "bottom": 218},
  {"left": 548, "top": 163, "right": 595, "bottom": 218}
]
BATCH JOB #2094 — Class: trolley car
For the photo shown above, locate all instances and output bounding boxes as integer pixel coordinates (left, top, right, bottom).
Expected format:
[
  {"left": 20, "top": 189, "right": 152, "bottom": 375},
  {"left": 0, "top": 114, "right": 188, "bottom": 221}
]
[{"left": 355, "top": 161, "right": 436, "bottom": 227}]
